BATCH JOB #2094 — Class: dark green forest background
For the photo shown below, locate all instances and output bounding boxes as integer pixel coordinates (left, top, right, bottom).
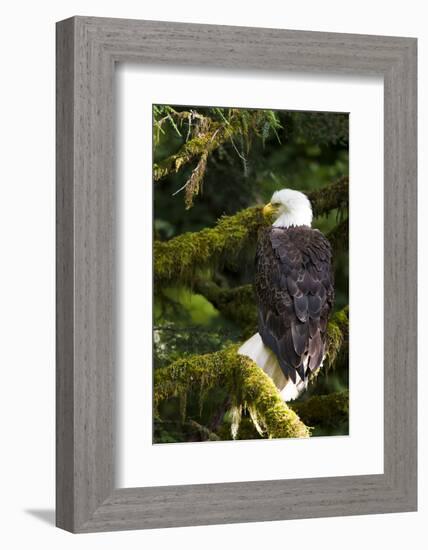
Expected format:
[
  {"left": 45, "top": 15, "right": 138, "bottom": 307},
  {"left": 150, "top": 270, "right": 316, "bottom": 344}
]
[{"left": 152, "top": 105, "right": 349, "bottom": 444}]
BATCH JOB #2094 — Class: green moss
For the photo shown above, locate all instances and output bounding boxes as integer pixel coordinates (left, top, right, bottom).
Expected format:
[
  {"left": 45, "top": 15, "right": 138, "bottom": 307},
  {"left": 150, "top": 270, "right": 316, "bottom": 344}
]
[
  {"left": 154, "top": 122, "right": 223, "bottom": 181},
  {"left": 153, "top": 110, "right": 281, "bottom": 184},
  {"left": 153, "top": 308, "right": 348, "bottom": 441},
  {"left": 154, "top": 206, "right": 269, "bottom": 286},
  {"left": 325, "top": 306, "right": 349, "bottom": 369},
  {"left": 154, "top": 345, "right": 310, "bottom": 440},
  {"left": 153, "top": 116, "right": 242, "bottom": 183},
  {"left": 290, "top": 390, "right": 349, "bottom": 431},
  {"left": 154, "top": 177, "right": 349, "bottom": 288}
]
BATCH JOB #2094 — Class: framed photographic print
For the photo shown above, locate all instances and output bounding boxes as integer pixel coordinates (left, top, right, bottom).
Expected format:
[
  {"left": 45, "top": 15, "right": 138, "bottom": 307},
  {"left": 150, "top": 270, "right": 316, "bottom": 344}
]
[{"left": 56, "top": 16, "right": 417, "bottom": 532}]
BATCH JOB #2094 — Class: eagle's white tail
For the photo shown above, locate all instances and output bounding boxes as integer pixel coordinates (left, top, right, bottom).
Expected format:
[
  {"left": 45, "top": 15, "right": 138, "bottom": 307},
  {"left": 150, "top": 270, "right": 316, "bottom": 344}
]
[{"left": 238, "top": 333, "right": 308, "bottom": 401}]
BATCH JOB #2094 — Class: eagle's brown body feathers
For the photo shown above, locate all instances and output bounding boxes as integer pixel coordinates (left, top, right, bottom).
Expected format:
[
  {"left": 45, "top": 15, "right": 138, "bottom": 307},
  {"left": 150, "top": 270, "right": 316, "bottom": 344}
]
[{"left": 254, "top": 225, "right": 334, "bottom": 385}]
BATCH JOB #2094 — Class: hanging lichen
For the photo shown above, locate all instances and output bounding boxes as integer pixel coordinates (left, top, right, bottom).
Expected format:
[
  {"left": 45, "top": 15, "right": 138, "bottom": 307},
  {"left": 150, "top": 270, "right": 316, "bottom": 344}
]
[
  {"left": 154, "top": 108, "right": 282, "bottom": 207},
  {"left": 183, "top": 151, "right": 209, "bottom": 209},
  {"left": 229, "top": 403, "right": 243, "bottom": 440}
]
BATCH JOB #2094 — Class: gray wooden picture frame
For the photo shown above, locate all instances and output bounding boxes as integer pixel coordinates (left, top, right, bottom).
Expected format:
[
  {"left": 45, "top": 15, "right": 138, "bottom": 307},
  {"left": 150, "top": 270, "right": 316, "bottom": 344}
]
[{"left": 56, "top": 16, "right": 417, "bottom": 533}]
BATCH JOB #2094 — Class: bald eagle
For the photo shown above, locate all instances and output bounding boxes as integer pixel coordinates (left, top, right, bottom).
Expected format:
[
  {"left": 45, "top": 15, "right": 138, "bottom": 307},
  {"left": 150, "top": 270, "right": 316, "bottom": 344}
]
[{"left": 238, "top": 189, "right": 334, "bottom": 401}]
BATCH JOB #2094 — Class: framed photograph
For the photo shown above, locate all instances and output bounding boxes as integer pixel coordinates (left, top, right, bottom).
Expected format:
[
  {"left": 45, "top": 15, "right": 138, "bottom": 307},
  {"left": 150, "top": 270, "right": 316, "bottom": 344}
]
[{"left": 56, "top": 16, "right": 417, "bottom": 532}]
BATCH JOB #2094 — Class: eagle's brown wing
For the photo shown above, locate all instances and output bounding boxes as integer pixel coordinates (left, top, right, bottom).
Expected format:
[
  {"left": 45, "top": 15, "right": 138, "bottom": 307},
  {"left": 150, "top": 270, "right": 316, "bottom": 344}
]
[{"left": 255, "top": 226, "right": 334, "bottom": 383}]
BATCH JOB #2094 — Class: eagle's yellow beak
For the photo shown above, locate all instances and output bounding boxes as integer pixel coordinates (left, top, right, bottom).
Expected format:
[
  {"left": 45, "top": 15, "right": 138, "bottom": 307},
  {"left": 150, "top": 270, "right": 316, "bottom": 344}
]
[{"left": 262, "top": 202, "right": 277, "bottom": 216}]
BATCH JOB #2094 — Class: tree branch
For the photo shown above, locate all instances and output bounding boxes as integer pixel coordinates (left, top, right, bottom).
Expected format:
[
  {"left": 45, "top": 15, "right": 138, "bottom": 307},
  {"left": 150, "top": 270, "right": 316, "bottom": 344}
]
[
  {"left": 154, "top": 120, "right": 230, "bottom": 181},
  {"left": 194, "top": 279, "right": 349, "bottom": 368},
  {"left": 289, "top": 390, "right": 349, "bottom": 430},
  {"left": 154, "top": 306, "right": 348, "bottom": 440},
  {"left": 153, "top": 109, "right": 281, "bottom": 184},
  {"left": 154, "top": 178, "right": 349, "bottom": 286},
  {"left": 154, "top": 346, "right": 310, "bottom": 439},
  {"left": 154, "top": 206, "right": 268, "bottom": 286},
  {"left": 308, "top": 176, "right": 348, "bottom": 217}
]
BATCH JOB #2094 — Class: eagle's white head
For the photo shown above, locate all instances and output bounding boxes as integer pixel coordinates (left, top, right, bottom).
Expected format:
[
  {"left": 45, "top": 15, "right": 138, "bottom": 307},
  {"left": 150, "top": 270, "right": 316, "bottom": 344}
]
[{"left": 263, "top": 188, "right": 313, "bottom": 228}]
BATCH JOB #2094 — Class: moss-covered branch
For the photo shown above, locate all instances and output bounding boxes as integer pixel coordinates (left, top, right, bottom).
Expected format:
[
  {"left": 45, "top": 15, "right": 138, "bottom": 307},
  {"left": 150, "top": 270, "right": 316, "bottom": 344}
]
[
  {"left": 153, "top": 309, "right": 348, "bottom": 440},
  {"left": 154, "top": 346, "right": 310, "bottom": 439},
  {"left": 154, "top": 121, "right": 230, "bottom": 182},
  {"left": 154, "top": 206, "right": 268, "bottom": 286},
  {"left": 308, "top": 176, "right": 348, "bottom": 218},
  {"left": 290, "top": 390, "right": 349, "bottom": 429},
  {"left": 325, "top": 305, "right": 349, "bottom": 369},
  {"left": 154, "top": 109, "right": 281, "bottom": 184},
  {"left": 194, "top": 280, "right": 348, "bottom": 373},
  {"left": 154, "top": 178, "right": 348, "bottom": 286}
]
